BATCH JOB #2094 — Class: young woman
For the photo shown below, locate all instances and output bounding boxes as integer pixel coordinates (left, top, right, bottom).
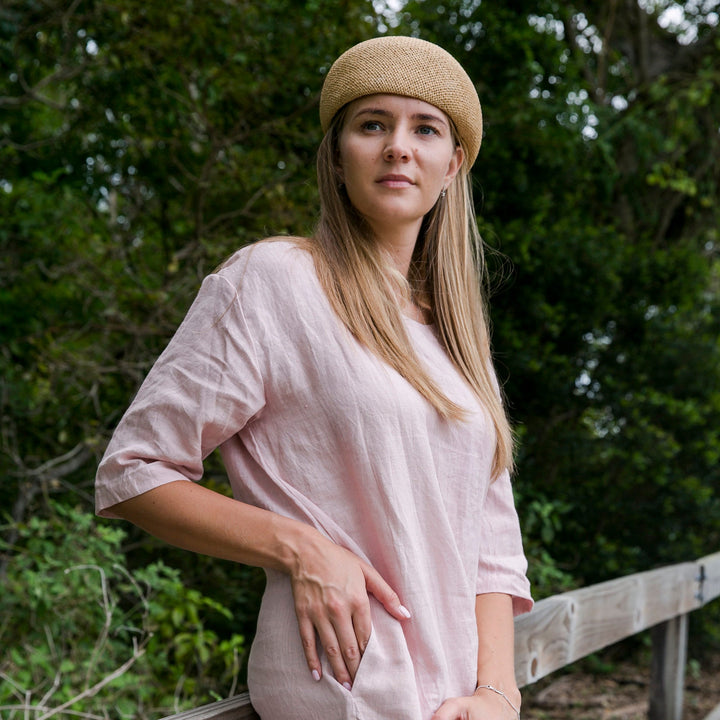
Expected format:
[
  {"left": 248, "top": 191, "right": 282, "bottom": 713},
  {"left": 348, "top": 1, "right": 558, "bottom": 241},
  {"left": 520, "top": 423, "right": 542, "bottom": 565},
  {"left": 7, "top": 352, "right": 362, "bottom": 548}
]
[{"left": 96, "top": 35, "right": 533, "bottom": 720}]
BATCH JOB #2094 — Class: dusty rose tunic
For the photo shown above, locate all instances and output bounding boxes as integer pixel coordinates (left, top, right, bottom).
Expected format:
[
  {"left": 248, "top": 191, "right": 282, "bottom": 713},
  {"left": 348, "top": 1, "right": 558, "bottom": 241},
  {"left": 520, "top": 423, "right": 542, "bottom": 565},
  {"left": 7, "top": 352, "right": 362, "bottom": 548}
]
[{"left": 96, "top": 240, "right": 532, "bottom": 720}]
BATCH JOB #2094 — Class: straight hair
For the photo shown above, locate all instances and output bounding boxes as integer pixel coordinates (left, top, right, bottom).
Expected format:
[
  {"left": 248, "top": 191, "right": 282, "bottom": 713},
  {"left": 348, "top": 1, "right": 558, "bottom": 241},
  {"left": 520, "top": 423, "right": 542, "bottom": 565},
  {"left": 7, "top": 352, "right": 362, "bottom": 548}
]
[{"left": 300, "top": 108, "right": 514, "bottom": 480}]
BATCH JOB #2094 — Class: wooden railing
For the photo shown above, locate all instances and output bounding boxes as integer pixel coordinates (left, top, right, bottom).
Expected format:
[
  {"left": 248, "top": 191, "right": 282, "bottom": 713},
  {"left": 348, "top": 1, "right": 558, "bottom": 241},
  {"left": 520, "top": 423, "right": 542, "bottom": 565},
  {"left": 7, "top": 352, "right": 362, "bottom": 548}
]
[
  {"left": 162, "top": 551, "right": 720, "bottom": 720},
  {"left": 515, "top": 551, "right": 720, "bottom": 719}
]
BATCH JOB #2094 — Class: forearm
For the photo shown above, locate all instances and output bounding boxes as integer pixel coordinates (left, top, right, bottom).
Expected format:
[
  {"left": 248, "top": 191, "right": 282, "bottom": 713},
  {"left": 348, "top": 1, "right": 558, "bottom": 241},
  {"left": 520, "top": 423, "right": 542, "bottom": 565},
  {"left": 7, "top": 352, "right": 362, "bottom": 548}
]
[
  {"left": 109, "top": 479, "right": 319, "bottom": 574},
  {"left": 111, "top": 478, "right": 408, "bottom": 687},
  {"left": 475, "top": 593, "right": 520, "bottom": 706}
]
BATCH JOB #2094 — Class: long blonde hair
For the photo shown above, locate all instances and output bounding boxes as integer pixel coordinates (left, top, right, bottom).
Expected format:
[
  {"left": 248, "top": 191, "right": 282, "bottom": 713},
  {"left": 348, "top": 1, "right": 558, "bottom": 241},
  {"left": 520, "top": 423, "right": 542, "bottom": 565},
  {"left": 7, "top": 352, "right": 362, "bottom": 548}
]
[{"left": 303, "top": 108, "right": 514, "bottom": 479}]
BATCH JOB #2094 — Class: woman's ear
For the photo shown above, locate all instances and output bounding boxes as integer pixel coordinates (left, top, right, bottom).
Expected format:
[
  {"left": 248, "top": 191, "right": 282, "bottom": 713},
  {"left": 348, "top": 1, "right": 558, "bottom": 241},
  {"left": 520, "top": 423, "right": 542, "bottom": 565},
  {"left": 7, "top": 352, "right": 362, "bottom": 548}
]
[{"left": 444, "top": 145, "right": 464, "bottom": 187}]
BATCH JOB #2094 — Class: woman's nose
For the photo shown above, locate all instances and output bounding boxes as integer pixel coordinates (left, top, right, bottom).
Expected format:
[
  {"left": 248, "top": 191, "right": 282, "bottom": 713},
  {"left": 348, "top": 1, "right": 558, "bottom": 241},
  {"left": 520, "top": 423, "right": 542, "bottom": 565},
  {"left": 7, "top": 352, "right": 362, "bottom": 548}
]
[{"left": 383, "top": 131, "right": 411, "bottom": 161}]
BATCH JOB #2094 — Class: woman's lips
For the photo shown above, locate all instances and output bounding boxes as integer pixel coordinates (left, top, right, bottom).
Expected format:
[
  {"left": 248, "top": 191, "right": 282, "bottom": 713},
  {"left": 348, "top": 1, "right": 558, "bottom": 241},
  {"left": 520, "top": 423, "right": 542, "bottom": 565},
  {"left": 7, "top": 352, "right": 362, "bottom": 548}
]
[{"left": 377, "top": 174, "right": 414, "bottom": 187}]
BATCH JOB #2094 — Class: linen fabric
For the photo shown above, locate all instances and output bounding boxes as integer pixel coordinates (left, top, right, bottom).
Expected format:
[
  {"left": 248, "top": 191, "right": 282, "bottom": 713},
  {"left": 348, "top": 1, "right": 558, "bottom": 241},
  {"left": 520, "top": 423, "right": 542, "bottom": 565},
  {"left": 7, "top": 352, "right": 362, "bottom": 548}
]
[
  {"left": 319, "top": 36, "right": 484, "bottom": 166},
  {"left": 95, "top": 240, "right": 533, "bottom": 720}
]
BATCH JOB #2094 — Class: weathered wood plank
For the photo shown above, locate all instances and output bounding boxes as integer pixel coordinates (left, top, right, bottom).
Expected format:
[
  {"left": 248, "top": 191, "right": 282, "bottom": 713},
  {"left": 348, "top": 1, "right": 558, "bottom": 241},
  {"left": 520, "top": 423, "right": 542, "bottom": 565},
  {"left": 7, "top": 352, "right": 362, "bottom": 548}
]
[
  {"left": 699, "top": 551, "right": 720, "bottom": 604},
  {"left": 158, "top": 693, "right": 258, "bottom": 720},
  {"left": 569, "top": 562, "right": 698, "bottom": 656},
  {"left": 514, "top": 563, "right": 700, "bottom": 686},
  {"left": 514, "top": 596, "right": 574, "bottom": 686},
  {"left": 648, "top": 614, "right": 688, "bottom": 720}
]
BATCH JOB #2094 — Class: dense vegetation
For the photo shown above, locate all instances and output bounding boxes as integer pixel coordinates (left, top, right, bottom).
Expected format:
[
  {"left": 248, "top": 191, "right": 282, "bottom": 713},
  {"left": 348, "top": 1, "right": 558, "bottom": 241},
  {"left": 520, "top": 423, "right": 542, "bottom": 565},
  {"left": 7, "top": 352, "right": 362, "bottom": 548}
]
[{"left": 2, "top": 0, "right": 719, "bottom": 716}]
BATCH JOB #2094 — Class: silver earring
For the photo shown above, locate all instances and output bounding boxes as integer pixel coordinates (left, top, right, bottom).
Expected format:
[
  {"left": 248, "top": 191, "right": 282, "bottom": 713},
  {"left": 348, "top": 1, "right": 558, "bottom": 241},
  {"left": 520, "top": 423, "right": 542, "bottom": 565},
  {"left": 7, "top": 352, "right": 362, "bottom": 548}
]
[{"left": 440, "top": 188, "right": 447, "bottom": 198}]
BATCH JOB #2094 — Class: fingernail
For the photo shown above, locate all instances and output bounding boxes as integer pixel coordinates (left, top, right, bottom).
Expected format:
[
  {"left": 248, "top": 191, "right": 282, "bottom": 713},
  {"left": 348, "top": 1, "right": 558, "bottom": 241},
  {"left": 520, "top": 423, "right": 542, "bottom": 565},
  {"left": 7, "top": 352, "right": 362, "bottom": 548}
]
[
  {"left": 312, "top": 669, "right": 321, "bottom": 682},
  {"left": 343, "top": 681, "right": 352, "bottom": 691},
  {"left": 398, "top": 604, "right": 412, "bottom": 619}
]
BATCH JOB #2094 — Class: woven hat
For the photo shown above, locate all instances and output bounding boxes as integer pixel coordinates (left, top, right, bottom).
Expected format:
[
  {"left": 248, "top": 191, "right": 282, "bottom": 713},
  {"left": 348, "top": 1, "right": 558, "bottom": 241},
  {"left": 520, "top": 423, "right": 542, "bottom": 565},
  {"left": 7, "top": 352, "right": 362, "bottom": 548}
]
[{"left": 319, "top": 36, "right": 483, "bottom": 166}]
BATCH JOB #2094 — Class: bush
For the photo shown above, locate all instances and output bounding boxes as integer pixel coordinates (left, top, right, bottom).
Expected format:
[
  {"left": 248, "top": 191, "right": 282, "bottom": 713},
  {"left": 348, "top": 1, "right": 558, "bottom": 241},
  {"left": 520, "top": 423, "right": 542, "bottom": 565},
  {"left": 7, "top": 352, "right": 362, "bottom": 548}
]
[{"left": 0, "top": 503, "right": 246, "bottom": 719}]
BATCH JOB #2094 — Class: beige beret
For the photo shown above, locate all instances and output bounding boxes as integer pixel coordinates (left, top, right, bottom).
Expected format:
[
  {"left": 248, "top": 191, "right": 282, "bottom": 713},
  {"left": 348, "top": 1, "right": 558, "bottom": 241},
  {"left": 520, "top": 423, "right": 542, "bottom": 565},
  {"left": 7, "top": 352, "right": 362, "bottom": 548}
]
[{"left": 319, "top": 36, "right": 483, "bottom": 166}]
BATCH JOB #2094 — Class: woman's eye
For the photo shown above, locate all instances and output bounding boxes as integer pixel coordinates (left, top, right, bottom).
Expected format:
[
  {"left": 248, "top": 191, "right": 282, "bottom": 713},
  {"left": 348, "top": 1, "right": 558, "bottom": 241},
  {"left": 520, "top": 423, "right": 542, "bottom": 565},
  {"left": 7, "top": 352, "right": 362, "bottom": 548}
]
[
  {"left": 417, "top": 125, "right": 439, "bottom": 136},
  {"left": 361, "top": 121, "right": 383, "bottom": 132}
]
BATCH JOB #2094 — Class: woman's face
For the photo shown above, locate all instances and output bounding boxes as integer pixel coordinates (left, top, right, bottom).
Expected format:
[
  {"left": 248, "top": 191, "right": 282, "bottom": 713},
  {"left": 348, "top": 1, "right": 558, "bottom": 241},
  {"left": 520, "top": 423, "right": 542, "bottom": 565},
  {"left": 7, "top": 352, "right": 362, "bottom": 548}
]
[{"left": 336, "top": 94, "right": 463, "bottom": 237}]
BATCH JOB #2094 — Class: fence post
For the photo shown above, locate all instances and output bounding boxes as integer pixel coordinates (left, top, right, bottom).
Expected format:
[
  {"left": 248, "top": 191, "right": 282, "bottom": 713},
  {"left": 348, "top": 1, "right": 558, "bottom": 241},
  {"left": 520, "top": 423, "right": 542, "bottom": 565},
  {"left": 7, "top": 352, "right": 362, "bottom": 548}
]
[{"left": 648, "top": 614, "right": 688, "bottom": 720}]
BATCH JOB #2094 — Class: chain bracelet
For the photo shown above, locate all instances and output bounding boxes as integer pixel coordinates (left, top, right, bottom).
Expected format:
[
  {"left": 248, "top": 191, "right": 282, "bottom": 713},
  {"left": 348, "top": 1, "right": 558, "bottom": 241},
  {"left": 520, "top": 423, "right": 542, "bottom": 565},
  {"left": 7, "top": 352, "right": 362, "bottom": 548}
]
[{"left": 474, "top": 684, "right": 521, "bottom": 719}]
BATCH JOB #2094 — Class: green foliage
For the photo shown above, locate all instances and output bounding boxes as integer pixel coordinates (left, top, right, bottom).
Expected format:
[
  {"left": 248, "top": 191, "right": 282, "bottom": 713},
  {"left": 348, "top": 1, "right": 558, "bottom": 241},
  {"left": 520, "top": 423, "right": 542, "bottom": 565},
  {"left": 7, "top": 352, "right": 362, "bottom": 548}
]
[
  {"left": 518, "top": 496, "right": 576, "bottom": 596},
  {"left": 1, "top": 0, "right": 720, "bottom": 707},
  {"left": 0, "top": 503, "right": 245, "bottom": 718}
]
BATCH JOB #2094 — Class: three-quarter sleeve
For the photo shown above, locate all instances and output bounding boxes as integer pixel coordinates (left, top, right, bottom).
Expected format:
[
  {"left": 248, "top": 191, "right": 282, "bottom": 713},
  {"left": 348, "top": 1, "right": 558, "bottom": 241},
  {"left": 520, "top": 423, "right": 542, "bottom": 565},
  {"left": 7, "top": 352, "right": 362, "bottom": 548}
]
[
  {"left": 476, "top": 469, "right": 534, "bottom": 616},
  {"left": 95, "top": 272, "right": 265, "bottom": 517}
]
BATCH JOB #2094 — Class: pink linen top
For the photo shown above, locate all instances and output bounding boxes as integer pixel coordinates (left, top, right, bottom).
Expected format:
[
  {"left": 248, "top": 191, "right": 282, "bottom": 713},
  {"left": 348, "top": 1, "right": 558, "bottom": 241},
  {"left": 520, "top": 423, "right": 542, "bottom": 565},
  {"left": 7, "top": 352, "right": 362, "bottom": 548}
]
[{"left": 95, "top": 240, "right": 532, "bottom": 720}]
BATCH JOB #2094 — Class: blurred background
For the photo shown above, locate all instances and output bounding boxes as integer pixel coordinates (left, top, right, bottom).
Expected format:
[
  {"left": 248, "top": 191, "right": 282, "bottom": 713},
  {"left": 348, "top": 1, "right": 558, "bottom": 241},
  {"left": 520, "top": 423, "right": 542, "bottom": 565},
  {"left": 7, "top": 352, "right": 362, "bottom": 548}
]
[{"left": 1, "top": 0, "right": 719, "bottom": 717}]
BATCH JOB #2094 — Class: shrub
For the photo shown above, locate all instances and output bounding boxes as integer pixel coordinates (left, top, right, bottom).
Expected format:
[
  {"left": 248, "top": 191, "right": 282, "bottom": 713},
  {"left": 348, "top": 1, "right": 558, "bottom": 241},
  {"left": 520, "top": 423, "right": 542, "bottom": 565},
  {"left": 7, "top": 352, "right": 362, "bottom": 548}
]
[{"left": 0, "top": 503, "right": 245, "bottom": 719}]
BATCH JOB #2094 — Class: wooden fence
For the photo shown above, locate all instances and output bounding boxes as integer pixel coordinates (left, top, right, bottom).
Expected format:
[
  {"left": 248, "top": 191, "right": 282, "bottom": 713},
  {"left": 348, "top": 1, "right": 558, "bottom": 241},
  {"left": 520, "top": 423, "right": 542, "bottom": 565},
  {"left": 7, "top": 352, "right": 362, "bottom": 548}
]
[{"left": 162, "top": 550, "right": 720, "bottom": 720}]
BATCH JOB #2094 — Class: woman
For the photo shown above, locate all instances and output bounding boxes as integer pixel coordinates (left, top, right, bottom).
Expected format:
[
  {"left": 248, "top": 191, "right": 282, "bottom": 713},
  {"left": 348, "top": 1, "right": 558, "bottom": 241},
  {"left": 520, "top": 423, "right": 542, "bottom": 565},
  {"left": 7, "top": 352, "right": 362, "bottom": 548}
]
[{"left": 96, "top": 35, "right": 533, "bottom": 720}]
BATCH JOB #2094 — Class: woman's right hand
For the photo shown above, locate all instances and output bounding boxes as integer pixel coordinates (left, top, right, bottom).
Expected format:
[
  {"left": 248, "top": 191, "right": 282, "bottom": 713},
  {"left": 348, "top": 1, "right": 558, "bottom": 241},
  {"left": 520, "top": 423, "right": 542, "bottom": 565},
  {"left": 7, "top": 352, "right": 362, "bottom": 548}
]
[
  {"left": 108, "top": 483, "right": 409, "bottom": 688},
  {"left": 288, "top": 530, "right": 411, "bottom": 689}
]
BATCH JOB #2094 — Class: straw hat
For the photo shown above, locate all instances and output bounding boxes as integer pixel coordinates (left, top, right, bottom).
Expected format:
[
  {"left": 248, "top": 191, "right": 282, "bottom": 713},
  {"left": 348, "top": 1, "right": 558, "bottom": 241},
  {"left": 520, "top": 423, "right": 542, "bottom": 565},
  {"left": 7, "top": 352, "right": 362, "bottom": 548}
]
[{"left": 319, "top": 36, "right": 483, "bottom": 166}]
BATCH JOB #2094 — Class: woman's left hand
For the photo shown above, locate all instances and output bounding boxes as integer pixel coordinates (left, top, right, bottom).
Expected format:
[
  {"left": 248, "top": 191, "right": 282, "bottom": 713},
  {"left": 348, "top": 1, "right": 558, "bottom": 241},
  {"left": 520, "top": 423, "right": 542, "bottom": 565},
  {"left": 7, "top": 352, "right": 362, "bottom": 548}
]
[{"left": 431, "top": 689, "right": 520, "bottom": 720}]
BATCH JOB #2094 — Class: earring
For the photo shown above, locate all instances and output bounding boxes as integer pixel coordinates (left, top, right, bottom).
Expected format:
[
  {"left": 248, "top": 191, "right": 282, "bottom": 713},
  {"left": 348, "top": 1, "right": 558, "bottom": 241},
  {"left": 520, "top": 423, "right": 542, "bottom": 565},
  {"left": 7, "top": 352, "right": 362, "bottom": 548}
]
[{"left": 440, "top": 188, "right": 447, "bottom": 198}]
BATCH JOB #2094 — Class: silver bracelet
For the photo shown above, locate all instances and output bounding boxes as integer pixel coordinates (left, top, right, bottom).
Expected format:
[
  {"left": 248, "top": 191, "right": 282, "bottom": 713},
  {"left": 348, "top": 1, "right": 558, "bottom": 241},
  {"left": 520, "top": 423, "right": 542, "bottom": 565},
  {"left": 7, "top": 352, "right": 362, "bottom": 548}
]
[{"left": 474, "top": 684, "right": 521, "bottom": 719}]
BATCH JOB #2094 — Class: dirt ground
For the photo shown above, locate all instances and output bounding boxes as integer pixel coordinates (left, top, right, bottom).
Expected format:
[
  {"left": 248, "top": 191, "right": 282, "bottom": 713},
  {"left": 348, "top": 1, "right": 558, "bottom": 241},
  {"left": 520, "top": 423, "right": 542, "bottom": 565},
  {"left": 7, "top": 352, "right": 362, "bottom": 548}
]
[{"left": 520, "top": 653, "right": 720, "bottom": 719}]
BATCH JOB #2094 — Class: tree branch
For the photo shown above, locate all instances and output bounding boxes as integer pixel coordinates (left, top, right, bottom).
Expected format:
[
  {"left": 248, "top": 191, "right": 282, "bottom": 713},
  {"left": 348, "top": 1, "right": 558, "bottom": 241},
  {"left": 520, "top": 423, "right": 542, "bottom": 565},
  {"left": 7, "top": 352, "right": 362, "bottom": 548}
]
[
  {"left": 13, "top": 442, "right": 92, "bottom": 479},
  {"left": 36, "top": 637, "right": 149, "bottom": 720},
  {"left": 561, "top": 12, "right": 603, "bottom": 103}
]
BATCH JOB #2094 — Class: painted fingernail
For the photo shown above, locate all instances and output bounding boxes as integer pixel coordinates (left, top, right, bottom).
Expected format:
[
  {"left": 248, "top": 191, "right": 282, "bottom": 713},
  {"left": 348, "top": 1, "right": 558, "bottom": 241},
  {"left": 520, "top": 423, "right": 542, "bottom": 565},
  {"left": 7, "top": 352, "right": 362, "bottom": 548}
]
[
  {"left": 398, "top": 604, "right": 412, "bottom": 619},
  {"left": 312, "top": 669, "right": 321, "bottom": 682},
  {"left": 343, "top": 681, "right": 352, "bottom": 691}
]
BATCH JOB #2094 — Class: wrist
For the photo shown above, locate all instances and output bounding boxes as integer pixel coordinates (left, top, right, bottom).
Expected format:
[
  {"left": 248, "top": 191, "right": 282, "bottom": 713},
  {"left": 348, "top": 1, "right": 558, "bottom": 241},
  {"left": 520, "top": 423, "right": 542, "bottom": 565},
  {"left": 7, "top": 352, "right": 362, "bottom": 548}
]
[
  {"left": 475, "top": 680, "right": 520, "bottom": 701},
  {"left": 474, "top": 683, "right": 521, "bottom": 718},
  {"left": 271, "top": 515, "right": 328, "bottom": 576},
  {"left": 266, "top": 513, "right": 315, "bottom": 574}
]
